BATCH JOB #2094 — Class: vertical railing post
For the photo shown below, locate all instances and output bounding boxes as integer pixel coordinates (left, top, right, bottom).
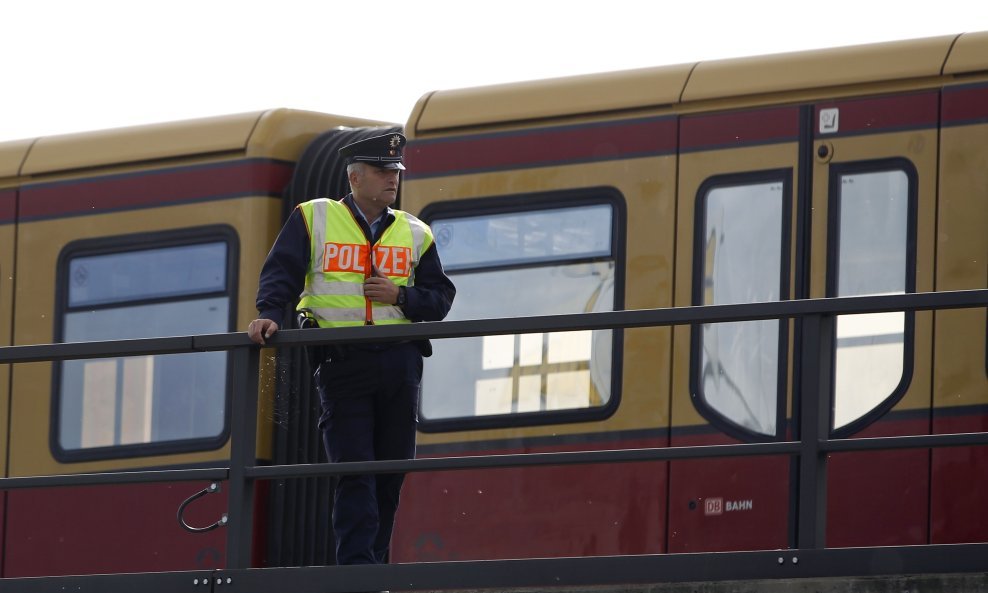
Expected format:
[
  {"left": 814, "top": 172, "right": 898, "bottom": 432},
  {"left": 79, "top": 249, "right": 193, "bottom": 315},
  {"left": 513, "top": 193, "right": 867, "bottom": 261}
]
[
  {"left": 796, "top": 312, "right": 835, "bottom": 549},
  {"left": 226, "top": 344, "right": 260, "bottom": 568}
]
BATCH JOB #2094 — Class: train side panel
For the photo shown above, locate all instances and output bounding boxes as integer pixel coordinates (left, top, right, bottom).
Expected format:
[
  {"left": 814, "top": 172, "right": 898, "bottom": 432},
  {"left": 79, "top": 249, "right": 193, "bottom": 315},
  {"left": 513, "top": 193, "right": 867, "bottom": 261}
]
[
  {"left": 394, "top": 116, "right": 679, "bottom": 560},
  {"left": 930, "top": 81, "right": 988, "bottom": 543}
]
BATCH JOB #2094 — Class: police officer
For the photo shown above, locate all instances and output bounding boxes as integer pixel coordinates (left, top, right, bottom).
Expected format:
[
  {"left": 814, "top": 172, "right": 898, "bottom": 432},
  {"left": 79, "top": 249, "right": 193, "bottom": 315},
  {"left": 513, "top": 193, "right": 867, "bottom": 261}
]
[{"left": 248, "top": 132, "right": 455, "bottom": 565}]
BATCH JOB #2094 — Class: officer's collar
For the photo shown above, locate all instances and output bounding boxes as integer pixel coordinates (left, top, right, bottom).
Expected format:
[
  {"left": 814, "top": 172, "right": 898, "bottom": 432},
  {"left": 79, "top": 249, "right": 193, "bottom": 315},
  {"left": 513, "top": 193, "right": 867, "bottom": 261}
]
[{"left": 343, "top": 194, "right": 394, "bottom": 225}]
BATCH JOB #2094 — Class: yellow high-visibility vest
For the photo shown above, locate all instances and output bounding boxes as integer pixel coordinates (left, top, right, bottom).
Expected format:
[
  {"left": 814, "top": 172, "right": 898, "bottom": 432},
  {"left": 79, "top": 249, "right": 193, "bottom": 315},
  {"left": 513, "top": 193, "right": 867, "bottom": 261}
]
[{"left": 297, "top": 198, "right": 434, "bottom": 327}]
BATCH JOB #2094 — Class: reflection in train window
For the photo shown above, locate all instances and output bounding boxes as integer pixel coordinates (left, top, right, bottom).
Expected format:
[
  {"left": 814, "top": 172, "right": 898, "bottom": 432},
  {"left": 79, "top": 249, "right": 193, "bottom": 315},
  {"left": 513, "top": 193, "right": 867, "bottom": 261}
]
[
  {"left": 832, "top": 168, "right": 912, "bottom": 431},
  {"left": 56, "top": 239, "right": 233, "bottom": 454},
  {"left": 421, "top": 200, "right": 619, "bottom": 427},
  {"left": 693, "top": 178, "right": 787, "bottom": 438}
]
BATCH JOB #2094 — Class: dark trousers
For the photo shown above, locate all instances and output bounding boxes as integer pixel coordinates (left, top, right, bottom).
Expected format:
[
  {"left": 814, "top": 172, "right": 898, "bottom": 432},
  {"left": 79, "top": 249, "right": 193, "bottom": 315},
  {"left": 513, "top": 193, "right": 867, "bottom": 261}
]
[{"left": 316, "top": 342, "right": 421, "bottom": 565}]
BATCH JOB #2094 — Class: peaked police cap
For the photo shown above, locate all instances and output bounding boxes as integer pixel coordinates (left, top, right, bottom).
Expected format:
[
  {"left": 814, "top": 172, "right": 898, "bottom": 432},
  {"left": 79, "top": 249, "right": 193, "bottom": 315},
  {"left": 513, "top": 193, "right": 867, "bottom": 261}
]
[{"left": 338, "top": 133, "right": 406, "bottom": 170}]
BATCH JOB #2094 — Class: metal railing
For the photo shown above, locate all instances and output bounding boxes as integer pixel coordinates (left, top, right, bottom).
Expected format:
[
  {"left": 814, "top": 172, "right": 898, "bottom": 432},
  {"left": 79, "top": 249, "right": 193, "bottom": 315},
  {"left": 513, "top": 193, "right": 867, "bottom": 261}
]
[{"left": 1, "top": 289, "right": 987, "bottom": 592}]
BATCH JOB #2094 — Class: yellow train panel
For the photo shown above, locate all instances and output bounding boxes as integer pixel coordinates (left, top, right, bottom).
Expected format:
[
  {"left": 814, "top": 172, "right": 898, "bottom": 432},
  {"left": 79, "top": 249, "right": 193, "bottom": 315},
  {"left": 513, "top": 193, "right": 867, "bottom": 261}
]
[
  {"left": 8, "top": 195, "right": 283, "bottom": 476},
  {"left": 809, "top": 128, "right": 938, "bottom": 420},
  {"left": 20, "top": 112, "right": 266, "bottom": 176},
  {"left": 17, "top": 109, "right": 390, "bottom": 179},
  {"left": 933, "top": 120, "right": 988, "bottom": 411},
  {"left": 682, "top": 35, "right": 956, "bottom": 103},
  {"left": 942, "top": 31, "right": 988, "bottom": 75},
  {"left": 672, "top": 141, "right": 800, "bottom": 431},
  {"left": 0, "top": 139, "right": 32, "bottom": 179},
  {"left": 248, "top": 108, "right": 391, "bottom": 161},
  {"left": 406, "top": 152, "right": 676, "bottom": 446},
  {"left": 410, "top": 64, "right": 692, "bottom": 133}
]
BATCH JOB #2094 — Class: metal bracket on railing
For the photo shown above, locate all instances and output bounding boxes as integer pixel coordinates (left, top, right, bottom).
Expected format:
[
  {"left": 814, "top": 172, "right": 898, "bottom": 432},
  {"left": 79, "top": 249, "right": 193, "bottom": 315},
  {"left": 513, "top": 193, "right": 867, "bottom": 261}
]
[{"left": 177, "top": 482, "right": 229, "bottom": 533}]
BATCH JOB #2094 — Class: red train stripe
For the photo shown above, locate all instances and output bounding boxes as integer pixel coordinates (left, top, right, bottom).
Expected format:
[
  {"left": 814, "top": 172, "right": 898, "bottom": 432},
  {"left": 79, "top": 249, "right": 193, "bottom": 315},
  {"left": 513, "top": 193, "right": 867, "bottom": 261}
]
[
  {"left": 680, "top": 106, "right": 800, "bottom": 151},
  {"left": 19, "top": 159, "right": 294, "bottom": 221},
  {"left": 815, "top": 92, "right": 939, "bottom": 137},
  {"left": 942, "top": 84, "right": 988, "bottom": 125},
  {"left": 0, "top": 189, "right": 16, "bottom": 224},
  {"left": 404, "top": 117, "right": 678, "bottom": 179}
]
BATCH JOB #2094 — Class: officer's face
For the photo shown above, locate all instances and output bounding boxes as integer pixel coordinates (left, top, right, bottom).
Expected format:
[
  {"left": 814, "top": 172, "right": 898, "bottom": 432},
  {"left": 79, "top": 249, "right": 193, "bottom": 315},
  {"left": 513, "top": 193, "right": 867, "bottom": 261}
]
[{"left": 352, "top": 164, "right": 400, "bottom": 208}]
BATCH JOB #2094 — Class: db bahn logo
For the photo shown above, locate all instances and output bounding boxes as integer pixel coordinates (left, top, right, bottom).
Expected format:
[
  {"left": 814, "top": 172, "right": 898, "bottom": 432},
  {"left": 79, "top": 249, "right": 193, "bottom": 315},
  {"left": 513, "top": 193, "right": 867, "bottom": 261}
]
[
  {"left": 323, "top": 242, "right": 412, "bottom": 277},
  {"left": 704, "top": 497, "right": 753, "bottom": 516}
]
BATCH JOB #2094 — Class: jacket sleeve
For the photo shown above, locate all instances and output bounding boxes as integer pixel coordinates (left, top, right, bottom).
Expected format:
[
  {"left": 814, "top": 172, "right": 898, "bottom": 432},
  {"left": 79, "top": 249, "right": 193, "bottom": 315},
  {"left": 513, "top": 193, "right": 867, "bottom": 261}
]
[
  {"left": 402, "top": 242, "right": 456, "bottom": 323},
  {"left": 255, "top": 208, "right": 310, "bottom": 328}
]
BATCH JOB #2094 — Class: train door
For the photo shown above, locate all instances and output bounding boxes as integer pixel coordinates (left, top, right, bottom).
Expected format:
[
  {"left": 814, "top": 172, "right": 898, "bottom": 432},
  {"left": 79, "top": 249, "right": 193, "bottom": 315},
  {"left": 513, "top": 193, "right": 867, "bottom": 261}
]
[
  {"left": 811, "top": 92, "right": 938, "bottom": 547},
  {"left": 668, "top": 90, "right": 940, "bottom": 552},
  {"left": 669, "top": 106, "right": 801, "bottom": 552}
]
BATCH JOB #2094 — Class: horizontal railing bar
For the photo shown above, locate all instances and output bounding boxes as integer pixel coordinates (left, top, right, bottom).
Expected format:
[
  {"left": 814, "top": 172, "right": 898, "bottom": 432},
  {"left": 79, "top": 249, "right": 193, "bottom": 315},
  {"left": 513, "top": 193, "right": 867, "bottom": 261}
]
[
  {"left": 0, "top": 569, "right": 216, "bottom": 593},
  {"left": 4, "top": 429, "right": 987, "bottom": 491},
  {"left": 0, "top": 467, "right": 228, "bottom": 490},
  {"left": 823, "top": 431, "right": 988, "bottom": 452},
  {"left": 5, "top": 544, "right": 986, "bottom": 592},
  {"left": 246, "top": 429, "right": 988, "bottom": 480},
  {"left": 218, "top": 544, "right": 988, "bottom": 592},
  {"left": 246, "top": 442, "right": 804, "bottom": 479},
  {"left": 0, "top": 290, "right": 982, "bottom": 361},
  {"left": 0, "top": 336, "right": 195, "bottom": 363},
  {"left": 213, "top": 288, "right": 988, "bottom": 349}
]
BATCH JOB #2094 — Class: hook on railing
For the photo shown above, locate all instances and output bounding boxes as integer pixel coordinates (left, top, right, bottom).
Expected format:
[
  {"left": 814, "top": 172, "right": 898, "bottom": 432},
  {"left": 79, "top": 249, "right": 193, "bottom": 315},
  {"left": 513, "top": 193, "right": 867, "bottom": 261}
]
[{"left": 177, "top": 482, "right": 228, "bottom": 533}]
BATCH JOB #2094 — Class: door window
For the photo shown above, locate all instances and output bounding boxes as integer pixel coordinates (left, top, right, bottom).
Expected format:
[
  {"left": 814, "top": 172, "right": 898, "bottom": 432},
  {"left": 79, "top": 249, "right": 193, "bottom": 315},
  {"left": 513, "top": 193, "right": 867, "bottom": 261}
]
[
  {"left": 830, "top": 165, "right": 914, "bottom": 431},
  {"left": 692, "top": 175, "right": 789, "bottom": 438}
]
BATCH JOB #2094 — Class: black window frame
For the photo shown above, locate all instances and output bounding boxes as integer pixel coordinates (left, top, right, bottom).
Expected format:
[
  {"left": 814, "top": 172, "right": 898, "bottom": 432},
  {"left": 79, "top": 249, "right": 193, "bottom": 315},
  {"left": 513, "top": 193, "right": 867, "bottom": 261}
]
[
  {"left": 826, "top": 158, "right": 918, "bottom": 438},
  {"left": 417, "top": 187, "right": 627, "bottom": 433},
  {"left": 689, "top": 169, "right": 794, "bottom": 442},
  {"left": 50, "top": 225, "right": 239, "bottom": 462}
]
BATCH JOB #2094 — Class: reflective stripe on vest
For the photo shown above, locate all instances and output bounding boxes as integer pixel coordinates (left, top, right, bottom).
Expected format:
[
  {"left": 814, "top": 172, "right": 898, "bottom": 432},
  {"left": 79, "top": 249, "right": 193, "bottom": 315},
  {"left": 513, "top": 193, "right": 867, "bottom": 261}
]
[{"left": 296, "top": 198, "right": 434, "bottom": 327}]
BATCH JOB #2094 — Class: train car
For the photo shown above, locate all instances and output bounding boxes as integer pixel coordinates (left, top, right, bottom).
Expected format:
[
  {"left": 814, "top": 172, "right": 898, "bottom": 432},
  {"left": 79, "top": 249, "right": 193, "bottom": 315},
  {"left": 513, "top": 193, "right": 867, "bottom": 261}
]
[
  {"left": 392, "top": 32, "right": 988, "bottom": 559},
  {"left": 0, "top": 110, "right": 398, "bottom": 576},
  {"left": 0, "top": 32, "right": 986, "bottom": 578}
]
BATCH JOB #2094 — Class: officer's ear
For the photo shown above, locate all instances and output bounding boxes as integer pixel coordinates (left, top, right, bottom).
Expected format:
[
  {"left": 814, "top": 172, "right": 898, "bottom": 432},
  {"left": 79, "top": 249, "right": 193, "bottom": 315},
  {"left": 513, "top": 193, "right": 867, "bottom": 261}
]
[{"left": 347, "top": 163, "right": 364, "bottom": 189}]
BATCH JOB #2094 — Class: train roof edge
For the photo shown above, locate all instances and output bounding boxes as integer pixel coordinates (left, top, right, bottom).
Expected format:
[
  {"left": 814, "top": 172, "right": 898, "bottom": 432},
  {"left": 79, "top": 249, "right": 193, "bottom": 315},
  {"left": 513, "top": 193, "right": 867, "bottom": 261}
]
[
  {"left": 0, "top": 109, "right": 395, "bottom": 180},
  {"left": 410, "top": 32, "right": 988, "bottom": 135}
]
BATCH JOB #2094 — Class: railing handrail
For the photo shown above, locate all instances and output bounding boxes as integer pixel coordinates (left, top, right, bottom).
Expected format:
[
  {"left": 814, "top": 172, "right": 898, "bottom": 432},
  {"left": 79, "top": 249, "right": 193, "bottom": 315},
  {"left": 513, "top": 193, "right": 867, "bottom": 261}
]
[
  {"left": 0, "top": 289, "right": 983, "bottom": 363},
  {"left": 4, "top": 431, "right": 987, "bottom": 490}
]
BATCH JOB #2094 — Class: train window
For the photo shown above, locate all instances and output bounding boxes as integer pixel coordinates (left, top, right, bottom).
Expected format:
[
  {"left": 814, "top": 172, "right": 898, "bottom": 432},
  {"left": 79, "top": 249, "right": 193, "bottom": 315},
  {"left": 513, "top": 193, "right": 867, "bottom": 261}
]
[
  {"left": 54, "top": 229, "right": 237, "bottom": 459},
  {"left": 419, "top": 194, "right": 623, "bottom": 430},
  {"left": 830, "top": 165, "right": 914, "bottom": 431},
  {"left": 692, "top": 174, "right": 789, "bottom": 438}
]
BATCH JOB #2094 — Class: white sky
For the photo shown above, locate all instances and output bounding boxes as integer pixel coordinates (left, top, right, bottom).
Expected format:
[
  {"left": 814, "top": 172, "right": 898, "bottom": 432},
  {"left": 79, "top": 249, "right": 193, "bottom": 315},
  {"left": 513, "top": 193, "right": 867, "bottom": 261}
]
[{"left": 1, "top": 0, "right": 985, "bottom": 143}]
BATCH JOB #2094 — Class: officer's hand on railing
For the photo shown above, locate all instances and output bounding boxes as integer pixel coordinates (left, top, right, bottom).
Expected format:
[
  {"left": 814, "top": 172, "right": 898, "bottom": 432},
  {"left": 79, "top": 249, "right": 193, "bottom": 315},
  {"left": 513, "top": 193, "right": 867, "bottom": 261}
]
[{"left": 248, "top": 319, "right": 279, "bottom": 345}]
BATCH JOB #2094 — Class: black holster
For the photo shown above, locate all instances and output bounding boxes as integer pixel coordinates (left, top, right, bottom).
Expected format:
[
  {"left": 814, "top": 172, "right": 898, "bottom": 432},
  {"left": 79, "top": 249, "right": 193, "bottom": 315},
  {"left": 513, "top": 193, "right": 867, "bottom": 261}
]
[{"left": 296, "top": 312, "right": 325, "bottom": 371}]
